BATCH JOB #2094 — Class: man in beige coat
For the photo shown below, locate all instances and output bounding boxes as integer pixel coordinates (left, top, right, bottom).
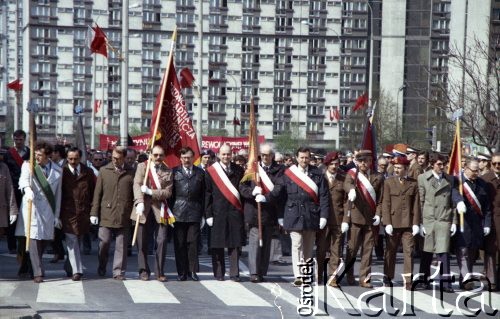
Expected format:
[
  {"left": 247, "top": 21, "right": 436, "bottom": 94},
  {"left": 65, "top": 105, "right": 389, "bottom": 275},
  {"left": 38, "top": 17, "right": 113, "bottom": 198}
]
[
  {"left": 90, "top": 146, "right": 134, "bottom": 280},
  {"left": 131, "top": 145, "right": 173, "bottom": 282}
]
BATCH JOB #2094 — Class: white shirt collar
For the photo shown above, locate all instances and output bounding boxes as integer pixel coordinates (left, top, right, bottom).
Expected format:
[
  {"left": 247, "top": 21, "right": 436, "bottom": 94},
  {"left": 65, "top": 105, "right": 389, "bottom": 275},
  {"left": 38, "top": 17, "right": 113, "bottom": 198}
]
[{"left": 432, "top": 171, "right": 442, "bottom": 180}]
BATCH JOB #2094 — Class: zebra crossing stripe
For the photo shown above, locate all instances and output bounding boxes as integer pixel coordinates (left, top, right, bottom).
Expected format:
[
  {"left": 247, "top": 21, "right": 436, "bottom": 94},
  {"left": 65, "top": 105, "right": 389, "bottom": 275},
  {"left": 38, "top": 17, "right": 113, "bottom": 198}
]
[
  {"left": 200, "top": 280, "right": 272, "bottom": 307},
  {"left": 259, "top": 282, "right": 299, "bottom": 306},
  {"left": 36, "top": 280, "right": 85, "bottom": 304},
  {"left": 0, "top": 282, "right": 17, "bottom": 298},
  {"left": 123, "top": 280, "right": 180, "bottom": 304},
  {"left": 383, "top": 286, "right": 459, "bottom": 316}
]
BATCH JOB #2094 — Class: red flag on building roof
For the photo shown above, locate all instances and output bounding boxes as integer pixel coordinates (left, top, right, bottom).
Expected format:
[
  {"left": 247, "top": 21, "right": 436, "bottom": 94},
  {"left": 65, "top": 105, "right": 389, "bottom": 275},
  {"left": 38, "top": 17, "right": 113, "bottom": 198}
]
[
  {"left": 352, "top": 92, "right": 368, "bottom": 112},
  {"left": 7, "top": 79, "right": 23, "bottom": 91},
  {"left": 179, "top": 67, "right": 195, "bottom": 89},
  {"left": 87, "top": 24, "right": 108, "bottom": 58}
]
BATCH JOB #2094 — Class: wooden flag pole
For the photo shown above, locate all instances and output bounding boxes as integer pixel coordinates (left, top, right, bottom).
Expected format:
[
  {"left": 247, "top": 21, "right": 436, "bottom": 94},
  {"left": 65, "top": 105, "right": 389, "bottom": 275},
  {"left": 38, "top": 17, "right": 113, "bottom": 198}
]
[
  {"left": 132, "top": 27, "right": 178, "bottom": 247},
  {"left": 456, "top": 118, "right": 464, "bottom": 233},
  {"left": 25, "top": 105, "right": 36, "bottom": 252}
]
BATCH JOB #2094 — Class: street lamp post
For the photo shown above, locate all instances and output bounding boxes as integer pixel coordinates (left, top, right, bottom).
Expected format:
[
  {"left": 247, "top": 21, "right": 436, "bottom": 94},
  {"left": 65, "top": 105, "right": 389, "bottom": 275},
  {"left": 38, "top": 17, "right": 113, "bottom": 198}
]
[
  {"left": 366, "top": 1, "right": 374, "bottom": 110},
  {"left": 396, "top": 84, "right": 405, "bottom": 141},
  {"left": 223, "top": 73, "right": 238, "bottom": 137},
  {"left": 119, "top": 0, "right": 129, "bottom": 147}
]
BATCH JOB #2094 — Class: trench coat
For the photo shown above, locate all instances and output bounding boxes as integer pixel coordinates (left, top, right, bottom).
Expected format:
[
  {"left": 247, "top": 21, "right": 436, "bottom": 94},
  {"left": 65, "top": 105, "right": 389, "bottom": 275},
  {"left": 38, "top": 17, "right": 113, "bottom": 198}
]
[
  {"left": 418, "top": 170, "right": 460, "bottom": 253},
  {"left": 60, "top": 163, "right": 95, "bottom": 236},
  {"left": 0, "top": 162, "right": 18, "bottom": 228},
  {"left": 15, "top": 161, "right": 62, "bottom": 240}
]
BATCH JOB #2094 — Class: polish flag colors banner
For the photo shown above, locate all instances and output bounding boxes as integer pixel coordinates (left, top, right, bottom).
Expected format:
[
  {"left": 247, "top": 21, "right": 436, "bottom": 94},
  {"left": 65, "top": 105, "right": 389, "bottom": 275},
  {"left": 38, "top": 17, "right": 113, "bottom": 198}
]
[
  {"left": 329, "top": 106, "right": 340, "bottom": 122},
  {"left": 94, "top": 100, "right": 102, "bottom": 113}
]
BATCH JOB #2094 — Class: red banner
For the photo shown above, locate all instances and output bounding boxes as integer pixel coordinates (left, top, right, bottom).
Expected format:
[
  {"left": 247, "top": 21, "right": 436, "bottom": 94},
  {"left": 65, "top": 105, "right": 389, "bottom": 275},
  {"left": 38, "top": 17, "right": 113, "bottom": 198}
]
[{"left": 201, "top": 136, "right": 265, "bottom": 154}]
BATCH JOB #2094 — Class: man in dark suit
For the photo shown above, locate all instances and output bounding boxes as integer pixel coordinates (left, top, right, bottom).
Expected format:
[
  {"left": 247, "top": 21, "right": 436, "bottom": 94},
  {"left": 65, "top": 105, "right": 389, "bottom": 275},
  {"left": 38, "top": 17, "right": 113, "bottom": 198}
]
[
  {"left": 239, "top": 143, "right": 284, "bottom": 283},
  {"left": 205, "top": 144, "right": 245, "bottom": 281},
  {"left": 281, "top": 147, "right": 329, "bottom": 286},
  {"left": 171, "top": 147, "right": 205, "bottom": 281},
  {"left": 381, "top": 156, "right": 420, "bottom": 290}
]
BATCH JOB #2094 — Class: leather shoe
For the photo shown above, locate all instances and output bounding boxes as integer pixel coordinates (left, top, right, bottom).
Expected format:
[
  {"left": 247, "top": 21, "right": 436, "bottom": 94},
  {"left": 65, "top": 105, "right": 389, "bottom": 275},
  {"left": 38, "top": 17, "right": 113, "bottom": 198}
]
[
  {"left": 359, "top": 281, "right": 373, "bottom": 288},
  {"left": 177, "top": 274, "right": 187, "bottom": 281},
  {"left": 113, "top": 275, "right": 125, "bottom": 281},
  {"left": 327, "top": 276, "right": 338, "bottom": 288},
  {"left": 140, "top": 272, "right": 149, "bottom": 281},
  {"left": 189, "top": 272, "right": 199, "bottom": 281},
  {"left": 443, "top": 286, "right": 454, "bottom": 293},
  {"left": 157, "top": 275, "right": 167, "bottom": 282},
  {"left": 230, "top": 276, "right": 241, "bottom": 282},
  {"left": 216, "top": 276, "right": 224, "bottom": 281},
  {"left": 250, "top": 275, "right": 261, "bottom": 283},
  {"left": 347, "top": 274, "right": 356, "bottom": 285},
  {"left": 33, "top": 276, "right": 43, "bottom": 283},
  {"left": 72, "top": 273, "right": 82, "bottom": 281},
  {"left": 97, "top": 268, "right": 106, "bottom": 277},
  {"left": 405, "top": 283, "right": 412, "bottom": 291}
]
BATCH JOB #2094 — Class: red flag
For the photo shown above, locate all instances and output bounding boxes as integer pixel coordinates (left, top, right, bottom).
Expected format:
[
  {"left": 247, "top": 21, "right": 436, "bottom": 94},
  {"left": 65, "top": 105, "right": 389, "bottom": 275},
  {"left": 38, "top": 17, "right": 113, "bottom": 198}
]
[
  {"left": 88, "top": 24, "right": 108, "bottom": 58},
  {"left": 7, "top": 79, "right": 23, "bottom": 91},
  {"left": 352, "top": 93, "right": 368, "bottom": 112},
  {"left": 179, "top": 67, "right": 195, "bottom": 89},
  {"left": 361, "top": 117, "right": 377, "bottom": 170},
  {"left": 150, "top": 53, "right": 201, "bottom": 168},
  {"left": 447, "top": 123, "right": 462, "bottom": 177},
  {"left": 233, "top": 117, "right": 241, "bottom": 125},
  {"left": 94, "top": 100, "right": 102, "bottom": 113}
]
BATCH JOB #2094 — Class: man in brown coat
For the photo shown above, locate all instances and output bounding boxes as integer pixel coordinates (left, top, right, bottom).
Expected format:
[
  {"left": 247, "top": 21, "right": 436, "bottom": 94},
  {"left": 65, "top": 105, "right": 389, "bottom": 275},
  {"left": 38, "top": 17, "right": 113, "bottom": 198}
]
[
  {"left": 482, "top": 152, "right": 500, "bottom": 290},
  {"left": 60, "top": 147, "right": 95, "bottom": 281},
  {"left": 90, "top": 146, "right": 134, "bottom": 280},
  {"left": 0, "top": 161, "right": 18, "bottom": 232},
  {"left": 131, "top": 145, "right": 173, "bottom": 282},
  {"left": 406, "top": 146, "right": 424, "bottom": 179},
  {"left": 316, "top": 152, "right": 346, "bottom": 287},
  {"left": 342, "top": 150, "right": 384, "bottom": 288},
  {"left": 381, "top": 156, "right": 420, "bottom": 290}
]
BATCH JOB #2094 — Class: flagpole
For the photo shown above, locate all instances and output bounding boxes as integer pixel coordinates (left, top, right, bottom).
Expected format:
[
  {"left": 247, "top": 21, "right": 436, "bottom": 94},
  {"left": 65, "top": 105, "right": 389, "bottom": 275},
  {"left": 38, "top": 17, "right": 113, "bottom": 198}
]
[
  {"left": 101, "top": 55, "right": 105, "bottom": 135},
  {"left": 25, "top": 104, "right": 36, "bottom": 251},
  {"left": 91, "top": 54, "right": 96, "bottom": 149},
  {"left": 456, "top": 117, "right": 464, "bottom": 233},
  {"left": 132, "top": 27, "right": 178, "bottom": 247}
]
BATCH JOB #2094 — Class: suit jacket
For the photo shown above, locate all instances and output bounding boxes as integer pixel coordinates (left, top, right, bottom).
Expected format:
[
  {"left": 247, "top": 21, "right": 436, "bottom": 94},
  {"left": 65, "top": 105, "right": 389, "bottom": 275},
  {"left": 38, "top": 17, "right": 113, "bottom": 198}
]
[
  {"left": 408, "top": 162, "right": 423, "bottom": 180},
  {"left": 170, "top": 165, "right": 204, "bottom": 223},
  {"left": 482, "top": 171, "right": 500, "bottom": 219},
  {"left": 0, "top": 162, "right": 18, "bottom": 228},
  {"left": 131, "top": 161, "right": 173, "bottom": 224},
  {"left": 15, "top": 160, "right": 62, "bottom": 240},
  {"left": 91, "top": 162, "right": 134, "bottom": 228},
  {"left": 382, "top": 176, "right": 420, "bottom": 228},
  {"left": 343, "top": 170, "right": 384, "bottom": 225},
  {"left": 326, "top": 170, "right": 346, "bottom": 226},
  {"left": 60, "top": 163, "right": 95, "bottom": 235}
]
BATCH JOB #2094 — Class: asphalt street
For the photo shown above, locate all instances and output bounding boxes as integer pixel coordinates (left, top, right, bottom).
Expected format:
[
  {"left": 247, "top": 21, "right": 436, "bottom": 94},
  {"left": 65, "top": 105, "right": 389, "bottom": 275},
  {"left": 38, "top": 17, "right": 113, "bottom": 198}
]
[{"left": 0, "top": 237, "right": 499, "bottom": 319}]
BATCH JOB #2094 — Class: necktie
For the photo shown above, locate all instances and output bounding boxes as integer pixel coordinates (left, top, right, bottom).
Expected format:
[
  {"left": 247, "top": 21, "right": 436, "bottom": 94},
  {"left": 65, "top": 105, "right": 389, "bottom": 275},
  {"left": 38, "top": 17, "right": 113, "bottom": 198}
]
[
  {"left": 41, "top": 165, "right": 48, "bottom": 177},
  {"left": 264, "top": 166, "right": 269, "bottom": 173},
  {"left": 155, "top": 165, "right": 160, "bottom": 173},
  {"left": 74, "top": 169, "right": 78, "bottom": 178},
  {"left": 186, "top": 168, "right": 191, "bottom": 176}
]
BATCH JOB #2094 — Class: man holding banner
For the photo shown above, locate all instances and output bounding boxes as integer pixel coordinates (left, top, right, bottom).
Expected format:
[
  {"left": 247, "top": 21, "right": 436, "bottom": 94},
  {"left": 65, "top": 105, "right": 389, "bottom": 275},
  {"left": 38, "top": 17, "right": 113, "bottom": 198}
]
[
  {"left": 205, "top": 144, "right": 245, "bottom": 281},
  {"left": 16, "top": 141, "right": 63, "bottom": 283},
  {"left": 281, "top": 147, "right": 329, "bottom": 287}
]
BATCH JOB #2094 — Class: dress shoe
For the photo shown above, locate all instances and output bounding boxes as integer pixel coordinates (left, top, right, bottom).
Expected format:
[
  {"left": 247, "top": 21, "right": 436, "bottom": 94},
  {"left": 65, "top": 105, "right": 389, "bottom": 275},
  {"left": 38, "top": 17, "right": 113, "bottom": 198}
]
[
  {"left": 189, "top": 272, "right": 199, "bottom": 281},
  {"left": 140, "top": 272, "right": 150, "bottom": 281},
  {"left": 461, "top": 282, "right": 474, "bottom": 291},
  {"left": 216, "top": 276, "right": 224, "bottom": 281},
  {"left": 72, "top": 273, "right": 82, "bottom": 281},
  {"left": 8, "top": 249, "right": 16, "bottom": 254},
  {"left": 327, "top": 277, "right": 339, "bottom": 288},
  {"left": 230, "top": 276, "right": 241, "bottom": 282},
  {"left": 442, "top": 286, "right": 454, "bottom": 293},
  {"left": 347, "top": 274, "right": 356, "bottom": 285},
  {"left": 33, "top": 276, "right": 43, "bottom": 283},
  {"left": 405, "top": 283, "right": 413, "bottom": 291},
  {"left": 97, "top": 268, "right": 106, "bottom": 277},
  {"left": 177, "top": 274, "right": 187, "bottom": 281},
  {"left": 415, "top": 282, "right": 430, "bottom": 290},
  {"left": 113, "top": 275, "right": 126, "bottom": 281},
  {"left": 250, "top": 275, "right": 261, "bottom": 283},
  {"left": 292, "top": 278, "right": 303, "bottom": 287},
  {"left": 359, "top": 281, "right": 373, "bottom": 289},
  {"left": 157, "top": 275, "right": 167, "bottom": 282}
]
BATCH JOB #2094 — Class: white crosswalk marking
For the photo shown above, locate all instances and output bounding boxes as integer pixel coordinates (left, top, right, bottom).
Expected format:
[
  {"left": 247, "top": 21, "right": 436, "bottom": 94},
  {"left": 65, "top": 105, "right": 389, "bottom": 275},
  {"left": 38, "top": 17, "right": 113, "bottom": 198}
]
[
  {"left": 383, "top": 286, "right": 459, "bottom": 316},
  {"left": 123, "top": 280, "right": 180, "bottom": 304},
  {"left": 0, "top": 282, "right": 18, "bottom": 298},
  {"left": 259, "top": 282, "right": 299, "bottom": 307},
  {"left": 36, "top": 280, "right": 85, "bottom": 304},
  {"left": 200, "top": 280, "right": 272, "bottom": 307}
]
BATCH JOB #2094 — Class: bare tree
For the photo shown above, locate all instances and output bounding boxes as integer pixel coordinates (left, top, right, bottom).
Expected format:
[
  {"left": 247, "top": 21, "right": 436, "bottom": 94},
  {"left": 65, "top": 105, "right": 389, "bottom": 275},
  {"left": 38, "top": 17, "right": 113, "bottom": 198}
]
[{"left": 373, "top": 89, "right": 398, "bottom": 150}]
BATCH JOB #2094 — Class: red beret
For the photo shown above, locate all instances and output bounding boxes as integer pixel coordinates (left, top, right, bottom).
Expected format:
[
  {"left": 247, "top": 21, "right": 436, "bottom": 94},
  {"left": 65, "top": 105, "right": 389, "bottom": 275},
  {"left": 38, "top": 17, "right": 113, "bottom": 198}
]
[
  {"left": 324, "top": 152, "right": 340, "bottom": 164},
  {"left": 393, "top": 156, "right": 410, "bottom": 166}
]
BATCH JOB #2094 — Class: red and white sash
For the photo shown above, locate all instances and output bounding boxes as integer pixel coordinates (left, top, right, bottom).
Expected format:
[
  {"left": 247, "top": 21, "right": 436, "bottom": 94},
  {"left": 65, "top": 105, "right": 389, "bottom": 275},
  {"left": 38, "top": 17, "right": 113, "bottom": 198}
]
[
  {"left": 347, "top": 168, "right": 377, "bottom": 212},
  {"left": 9, "top": 147, "right": 24, "bottom": 167},
  {"left": 258, "top": 165, "right": 274, "bottom": 194},
  {"left": 147, "top": 162, "right": 175, "bottom": 225},
  {"left": 285, "top": 165, "right": 319, "bottom": 204},
  {"left": 463, "top": 181, "right": 482, "bottom": 216},
  {"left": 207, "top": 162, "right": 242, "bottom": 211}
]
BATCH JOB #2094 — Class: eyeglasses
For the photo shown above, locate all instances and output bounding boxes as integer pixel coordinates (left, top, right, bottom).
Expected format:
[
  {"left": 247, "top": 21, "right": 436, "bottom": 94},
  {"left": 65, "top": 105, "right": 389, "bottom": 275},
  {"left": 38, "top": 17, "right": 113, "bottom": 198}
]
[
  {"left": 93, "top": 158, "right": 104, "bottom": 161},
  {"left": 492, "top": 162, "right": 500, "bottom": 166},
  {"left": 435, "top": 163, "right": 444, "bottom": 166},
  {"left": 152, "top": 153, "right": 164, "bottom": 157}
]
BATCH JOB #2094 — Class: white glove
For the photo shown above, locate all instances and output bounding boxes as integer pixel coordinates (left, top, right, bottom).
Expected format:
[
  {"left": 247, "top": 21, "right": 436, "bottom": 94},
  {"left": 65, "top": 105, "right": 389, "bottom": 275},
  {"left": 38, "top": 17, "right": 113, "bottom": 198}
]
[
  {"left": 348, "top": 189, "right": 356, "bottom": 202},
  {"left": 206, "top": 217, "right": 213, "bottom": 227},
  {"left": 200, "top": 217, "right": 205, "bottom": 229},
  {"left": 136, "top": 203, "right": 144, "bottom": 216},
  {"left": 9, "top": 215, "right": 17, "bottom": 224},
  {"left": 372, "top": 215, "right": 380, "bottom": 226},
  {"left": 141, "top": 185, "right": 153, "bottom": 196},
  {"left": 450, "top": 224, "right": 457, "bottom": 236},
  {"left": 457, "top": 201, "right": 467, "bottom": 214},
  {"left": 412, "top": 225, "right": 420, "bottom": 236},
  {"left": 385, "top": 224, "right": 393, "bottom": 236},
  {"left": 255, "top": 194, "right": 267, "bottom": 203},
  {"left": 278, "top": 218, "right": 284, "bottom": 227},
  {"left": 484, "top": 227, "right": 491, "bottom": 236},
  {"left": 90, "top": 216, "right": 99, "bottom": 225},
  {"left": 54, "top": 217, "right": 62, "bottom": 229},
  {"left": 419, "top": 224, "right": 426, "bottom": 237},
  {"left": 24, "top": 187, "right": 34, "bottom": 201},
  {"left": 341, "top": 222, "right": 349, "bottom": 233},
  {"left": 252, "top": 186, "right": 262, "bottom": 196},
  {"left": 319, "top": 218, "right": 327, "bottom": 230}
]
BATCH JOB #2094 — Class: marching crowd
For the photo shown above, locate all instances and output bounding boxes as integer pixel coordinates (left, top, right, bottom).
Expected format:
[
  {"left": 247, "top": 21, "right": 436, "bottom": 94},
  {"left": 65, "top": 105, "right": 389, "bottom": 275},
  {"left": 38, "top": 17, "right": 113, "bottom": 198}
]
[{"left": 0, "top": 129, "right": 499, "bottom": 294}]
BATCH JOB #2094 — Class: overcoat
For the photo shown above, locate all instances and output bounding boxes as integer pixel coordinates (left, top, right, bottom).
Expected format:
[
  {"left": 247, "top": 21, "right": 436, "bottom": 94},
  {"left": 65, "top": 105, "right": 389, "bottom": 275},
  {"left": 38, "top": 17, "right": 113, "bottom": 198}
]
[
  {"left": 0, "top": 162, "right": 18, "bottom": 228},
  {"left": 205, "top": 162, "right": 245, "bottom": 248},
  {"left": 15, "top": 161, "right": 62, "bottom": 240},
  {"left": 60, "top": 163, "right": 95, "bottom": 236},
  {"left": 418, "top": 170, "right": 460, "bottom": 253}
]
